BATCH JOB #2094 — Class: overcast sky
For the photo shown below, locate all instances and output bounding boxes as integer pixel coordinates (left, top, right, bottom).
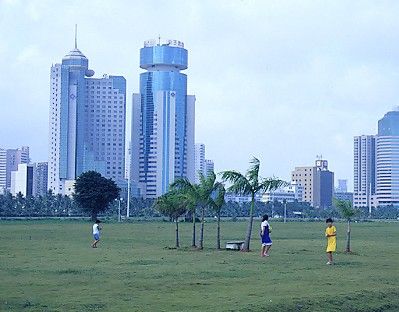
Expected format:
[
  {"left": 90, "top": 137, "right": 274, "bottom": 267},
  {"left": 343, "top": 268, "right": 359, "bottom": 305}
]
[{"left": 1, "top": 0, "right": 399, "bottom": 190}]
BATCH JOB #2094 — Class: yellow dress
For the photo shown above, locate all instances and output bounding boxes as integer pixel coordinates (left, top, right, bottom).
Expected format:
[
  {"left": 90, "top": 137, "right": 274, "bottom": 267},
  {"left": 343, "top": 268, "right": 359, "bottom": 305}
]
[{"left": 325, "top": 226, "right": 336, "bottom": 252}]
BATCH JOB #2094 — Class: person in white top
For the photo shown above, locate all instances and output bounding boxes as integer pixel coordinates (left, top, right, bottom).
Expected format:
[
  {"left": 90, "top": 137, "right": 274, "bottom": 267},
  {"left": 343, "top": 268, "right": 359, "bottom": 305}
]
[
  {"left": 260, "top": 214, "right": 272, "bottom": 257},
  {"left": 91, "top": 219, "right": 102, "bottom": 248}
]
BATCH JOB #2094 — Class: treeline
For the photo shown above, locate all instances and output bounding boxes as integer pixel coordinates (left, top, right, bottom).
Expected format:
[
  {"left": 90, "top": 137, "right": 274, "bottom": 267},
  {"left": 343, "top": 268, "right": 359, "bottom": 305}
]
[{"left": 1, "top": 192, "right": 398, "bottom": 219}]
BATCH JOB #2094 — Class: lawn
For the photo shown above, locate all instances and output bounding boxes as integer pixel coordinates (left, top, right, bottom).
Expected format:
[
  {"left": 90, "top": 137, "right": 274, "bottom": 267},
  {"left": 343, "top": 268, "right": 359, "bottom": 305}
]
[{"left": 0, "top": 220, "right": 398, "bottom": 311}]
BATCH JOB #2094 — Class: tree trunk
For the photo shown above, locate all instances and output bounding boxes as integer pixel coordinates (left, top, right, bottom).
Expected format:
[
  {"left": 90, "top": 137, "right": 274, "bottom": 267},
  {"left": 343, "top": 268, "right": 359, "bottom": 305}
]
[
  {"left": 175, "top": 218, "right": 180, "bottom": 248},
  {"left": 243, "top": 193, "right": 255, "bottom": 251},
  {"left": 199, "top": 205, "right": 205, "bottom": 250},
  {"left": 192, "top": 209, "right": 196, "bottom": 247},
  {"left": 346, "top": 219, "right": 351, "bottom": 252},
  {"left": 216, "top": 212, "right": 221, "bottom": 250}
]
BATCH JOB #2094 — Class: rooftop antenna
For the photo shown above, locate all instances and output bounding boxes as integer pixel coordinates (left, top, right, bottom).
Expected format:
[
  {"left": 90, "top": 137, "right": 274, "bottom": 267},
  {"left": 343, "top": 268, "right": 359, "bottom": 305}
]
[
  {"left": 74, "top": 24, "right": 78, "bottom": 49},
  {"left": 158, "top": 34, "right": 161, "bottom": 45}
]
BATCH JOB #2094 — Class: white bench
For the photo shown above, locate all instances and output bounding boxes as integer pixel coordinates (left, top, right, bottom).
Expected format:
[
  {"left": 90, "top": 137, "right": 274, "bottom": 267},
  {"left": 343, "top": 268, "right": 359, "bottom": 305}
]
[{"left": 225, "top": 241, "right": 245, "bottom": 250}]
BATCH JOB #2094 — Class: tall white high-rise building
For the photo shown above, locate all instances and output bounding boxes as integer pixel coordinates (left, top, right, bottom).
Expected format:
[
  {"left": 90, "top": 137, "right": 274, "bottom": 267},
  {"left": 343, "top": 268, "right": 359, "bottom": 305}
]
[
  {"left": 0, "top": 146, "right": 30, "bottom": 194},
  {"left": 353, "top": 135, "right": 376, "bottom": 207},
  {"left": 205, "top": 159, "right": 214, "bottom": 177},
  {"left": 131, "top": 39, "right": 195, "bottom": 198},
  {"left": 194, "top": 143, "right": 206, "bottom": 184},
  {"left": 48, "top": 30, "right": 126, "bottom": 194}
]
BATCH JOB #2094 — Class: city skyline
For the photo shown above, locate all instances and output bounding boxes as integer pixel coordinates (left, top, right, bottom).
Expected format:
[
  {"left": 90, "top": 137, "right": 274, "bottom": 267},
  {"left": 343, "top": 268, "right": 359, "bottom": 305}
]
[{"left": 2, "top": 1, "right": 399, "bottom": 190}]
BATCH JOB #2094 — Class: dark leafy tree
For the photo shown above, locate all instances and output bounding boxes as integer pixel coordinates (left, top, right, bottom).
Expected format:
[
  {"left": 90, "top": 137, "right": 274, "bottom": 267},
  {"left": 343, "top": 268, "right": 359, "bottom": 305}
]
[{"left": 74, "top": 171, "right": 120, "bottom": 220}]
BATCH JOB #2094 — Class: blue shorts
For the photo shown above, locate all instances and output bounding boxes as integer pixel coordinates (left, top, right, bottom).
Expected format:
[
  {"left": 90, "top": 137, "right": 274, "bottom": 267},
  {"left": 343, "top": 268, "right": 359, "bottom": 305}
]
[{"left": 93, "top": 233, "right": 100, "bottom": 240}]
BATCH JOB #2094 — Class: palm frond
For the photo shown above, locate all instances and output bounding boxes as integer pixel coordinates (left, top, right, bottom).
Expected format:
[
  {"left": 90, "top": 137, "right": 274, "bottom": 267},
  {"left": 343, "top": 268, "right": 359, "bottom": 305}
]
[
  {"left": 246, "top": 157, "right": 260, "bottom": 187},
  {"left": 257, "top": 178, "right": 288, "bottom": 193},
  {"left": 221, "top": 170, "right": 252, "bottom": 195}
]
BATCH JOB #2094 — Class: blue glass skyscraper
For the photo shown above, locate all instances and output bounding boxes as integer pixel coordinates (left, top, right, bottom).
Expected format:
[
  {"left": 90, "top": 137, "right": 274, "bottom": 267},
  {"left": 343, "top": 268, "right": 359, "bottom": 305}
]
[
  {"left": 48, "top": 30, "right": 126, "bottom": 194},
  {"left": 131, "top": 39, "right": 195, "bottom": 198}
]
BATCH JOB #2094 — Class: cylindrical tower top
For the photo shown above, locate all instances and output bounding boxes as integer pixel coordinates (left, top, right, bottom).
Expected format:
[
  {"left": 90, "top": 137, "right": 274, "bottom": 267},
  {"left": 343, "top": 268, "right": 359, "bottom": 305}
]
[
  {"left": 378, "top": 110, "right": 399, "bottom": 136},
  {"left": 140, "top": 39, "right": 188, "bottom": 70}
]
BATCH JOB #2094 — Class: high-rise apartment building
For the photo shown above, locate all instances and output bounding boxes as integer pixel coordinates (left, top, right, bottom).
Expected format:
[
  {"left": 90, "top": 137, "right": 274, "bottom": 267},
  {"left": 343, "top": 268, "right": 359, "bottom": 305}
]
[
  {"left": 205, "top": 159, "right": 215, "bottom": 177},
  {"left": 0, "top": 146, "right": 30, "bottom": 193},
  {"left": 376, "top": 110, "right": 399, "bottom": 205},
  {"left": 48, "top": 32, "right": 126, "bottom": 194},
  {"left": 34, "top": 162, "right": 48, "bottom": 196},
  {"left": 194, "top": 143, "right": 206, "bottom": 184},
  {"left": 131, "top": 39, "right": 195, "bottom": 198},
  {"left": 353, "top": 135, "right": 376, "bottom": 207},
  {"left": 292, "top": 160, "right": 334, "bottom": 208}
]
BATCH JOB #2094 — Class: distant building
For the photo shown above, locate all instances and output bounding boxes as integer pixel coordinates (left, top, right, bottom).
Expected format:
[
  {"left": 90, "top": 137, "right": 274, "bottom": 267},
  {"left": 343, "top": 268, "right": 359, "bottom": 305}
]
[
  {"left": 194, "top": 144, "right": 206, "bottom": 184},
  {"left": 334, "top": 191, "right": 353, "bottom": 203},
  {"left": 10, "top": 163, "right": 34, "bottom": 197},
  {"left": 225, "top": 193, "right": 262, "bottom": 203},
  {"left": 261, "top": 182, "right": 303, "bottom": 203},
  {"left": 34, "top": 162, "right": 48, "bottom": 196},
  {"left": 0, "top": 146, "right": 30, "bottom": 194},
  {"left": 292, "top": 159, "right": 334, "bottom": 208},
  {"left": 131, "top": 39, "right": 195, "bottom": 198},
  {"left": 205, "top": 159, "right": 214, "bottom": 176},
  {"left": 48, "top": 31, "right": 126, "bottom": 195},
  {"left": 336, "top": 179, "right": 348, "bottom": 193}
]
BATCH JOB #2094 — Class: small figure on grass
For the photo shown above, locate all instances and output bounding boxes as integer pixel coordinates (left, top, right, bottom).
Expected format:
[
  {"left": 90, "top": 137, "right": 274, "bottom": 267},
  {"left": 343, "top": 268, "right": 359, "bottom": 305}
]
[
  {"left": 92, "top": 219, "right": 102, "bottom": 248},
  {"left": 325, "top": 218, "right": 336, "bottom": 265},
  {"left": 260, "top": 214, "right": 272, "bottom": 257}
]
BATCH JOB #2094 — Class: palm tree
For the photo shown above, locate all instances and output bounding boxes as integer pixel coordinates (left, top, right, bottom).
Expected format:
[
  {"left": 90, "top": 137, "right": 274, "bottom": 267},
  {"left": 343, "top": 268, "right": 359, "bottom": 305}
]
[
  {"left": 171, "top": 171, "right": 218, "bottom": 249},
  {"left": 221, "top": 157, "right": 286, "bottom": 251},
  {"left": 209, "top": 182, "right": 226, "bottom": 249},
  {"left": 153, "top": 192, "right": 191, "bottom": 248},
  {"left": 335, "top": 199, "right": 358, "bottom": 252}
]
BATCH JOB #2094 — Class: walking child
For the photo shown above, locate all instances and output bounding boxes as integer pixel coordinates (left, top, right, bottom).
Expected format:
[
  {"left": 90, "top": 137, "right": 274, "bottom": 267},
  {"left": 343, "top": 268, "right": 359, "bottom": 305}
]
[
  {"left": 325, "top": 218, "right": 336, "bottom": 265},
  {"left": 91, "top": 219, "right": 102, "bottom": 248},
  {"left": 260, "top": 214, "right": 272, "bottom": 257}
]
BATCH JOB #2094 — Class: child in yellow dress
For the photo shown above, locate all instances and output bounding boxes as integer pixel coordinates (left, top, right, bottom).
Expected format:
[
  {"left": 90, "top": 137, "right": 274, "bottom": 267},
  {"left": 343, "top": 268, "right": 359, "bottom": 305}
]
[{"left": 325, "top": 218, "right": 336, "bottom": 265}]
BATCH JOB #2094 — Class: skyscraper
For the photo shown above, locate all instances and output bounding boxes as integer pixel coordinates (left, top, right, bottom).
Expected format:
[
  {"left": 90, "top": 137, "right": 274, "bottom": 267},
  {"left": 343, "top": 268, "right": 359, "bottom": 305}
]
[
  {"left": 194, "top": 143, "right": 205, "bottom": 184},
  {"left": 34, "top": 162, "right": 48, "bottom": 196},
  {"left": 10, "top": 163, "right": 34, "bottom": 197},
  {"left": 353, "top": 135, "right": 376, "bottom": 207},
  {"left": 48, "top": 29, "right": 126, "bottom": 194},
  {"left": 376, "top": 110, "right": 399, "bottom": 205},
  {"left": 204, "top": 159, "right": 215, "bottom": 177},
  {"left": 0, "top": 146, "right": 30, "bottom": 194},
  {"left": 131, "top": 39, "right": 195, "bottom": 198}
]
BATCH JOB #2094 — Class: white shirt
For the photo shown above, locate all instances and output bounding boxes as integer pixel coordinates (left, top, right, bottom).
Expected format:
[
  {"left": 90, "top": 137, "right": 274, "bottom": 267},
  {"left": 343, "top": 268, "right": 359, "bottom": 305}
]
[
  {"left": 93, "top": 224, "right": 100, "bottom": 235},
  {"left": 261, "top": 220, "right": 269, "bottom": 231}
]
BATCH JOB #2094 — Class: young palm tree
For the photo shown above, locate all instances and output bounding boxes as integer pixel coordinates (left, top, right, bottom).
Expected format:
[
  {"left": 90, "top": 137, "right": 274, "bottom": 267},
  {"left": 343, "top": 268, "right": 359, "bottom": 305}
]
[
  {"left": 153, "top": 192, "right": 190, "bottom": 248},
  {"left": 335, "top": 199, "right": 358, "bottom": 252},
  {"left": 209, "top": 182, "right": 226, "bottom": 249},
  {"left": 171, "top": 171, "right": 218, "bottom": 249},
  {"left": 221, "top": 157, "right": 286, "bottom": 251}
]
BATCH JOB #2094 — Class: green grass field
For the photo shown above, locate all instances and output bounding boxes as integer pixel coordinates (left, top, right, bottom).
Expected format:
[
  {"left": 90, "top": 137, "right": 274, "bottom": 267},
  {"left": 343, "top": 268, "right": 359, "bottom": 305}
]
[{"left": 0, "top": 220, "right": 398, "bottom": 312}]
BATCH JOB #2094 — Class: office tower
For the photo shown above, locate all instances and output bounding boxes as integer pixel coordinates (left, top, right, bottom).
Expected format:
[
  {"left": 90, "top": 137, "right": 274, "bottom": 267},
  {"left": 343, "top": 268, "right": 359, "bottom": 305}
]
[
  {"left": 131, "top": 39, "right": 195, "bottom": 198},
  {"left": 313, "top": 160, "right": 334, "bottom": 208},
  {"left": 205, "top": 159, "right": 214, "bottom": 176},
  {"left": 34, "top": 162, "right": 48, "bottom": 196},
  {"left": 48, "top": 30, "right": 126, "bottom": 194},
  {"left": 292, "top": 159, "right": 334, "bottom": 208},
  {"left": 10, "top": 163, "right": 34, "bottom": 197},
  {"left": 291, "top": 166, "right": 316, "bottom": 204},
  {"left": 195, "top": 143, "right": 206, "bottom": 184},
  {"left": 353, "top": 135, "right": 376, "bottom": 207},
  {"left": 376, "top": 110, "right": 399, "bottom": 205},
  {"left": 0, "top": 146, "right": 30, "bottom": 193}
]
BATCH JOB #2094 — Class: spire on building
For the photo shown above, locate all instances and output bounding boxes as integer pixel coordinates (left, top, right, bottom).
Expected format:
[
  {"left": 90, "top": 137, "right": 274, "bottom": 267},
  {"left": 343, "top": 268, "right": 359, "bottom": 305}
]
[{"left": 75, "top": 24, "right": 78, "bottom": 49}]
